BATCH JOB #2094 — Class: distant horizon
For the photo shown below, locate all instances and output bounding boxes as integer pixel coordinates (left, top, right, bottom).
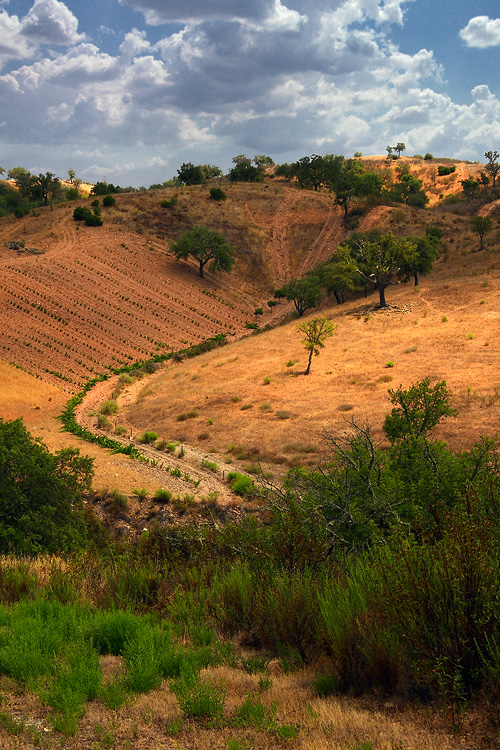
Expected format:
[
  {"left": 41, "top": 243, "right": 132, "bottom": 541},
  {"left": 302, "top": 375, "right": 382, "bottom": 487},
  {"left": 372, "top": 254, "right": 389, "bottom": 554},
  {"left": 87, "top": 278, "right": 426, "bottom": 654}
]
[{"left": 1, "top": 0, "right": 500, "bottom": 187}]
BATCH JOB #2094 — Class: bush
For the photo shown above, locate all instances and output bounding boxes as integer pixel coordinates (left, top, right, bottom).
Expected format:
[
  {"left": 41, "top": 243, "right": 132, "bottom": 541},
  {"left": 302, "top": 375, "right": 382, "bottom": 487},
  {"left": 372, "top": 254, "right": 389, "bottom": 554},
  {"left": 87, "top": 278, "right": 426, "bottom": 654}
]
[
  {"left": 161, "top": 197, "right": 178, "bottom": 208},
  {"left": 227, "top": 472, "right": 254, "bottom": 497},
  {"left": 139, "top": 431, "right": 159, "bottom": 444},
  {"left": 72, "top": 206, "right": 92, "bottom": 222},
  {"left": 102, "top": 194, "right": 115, "bottom": 207},
  {"left": 437, "top": 165, "right": 456, "bottom": 176},
  {"left": 0, "top": 419, "right": 92, "bottom": 554},
  {"left": 209, "top": 187, "right": 226, "bottom": 201},
  {"left": 85, "top": 213, "right": 103, "bottom": 226},
  {"left": 100, "top": 400, "right": 119, "bottom": 416}
]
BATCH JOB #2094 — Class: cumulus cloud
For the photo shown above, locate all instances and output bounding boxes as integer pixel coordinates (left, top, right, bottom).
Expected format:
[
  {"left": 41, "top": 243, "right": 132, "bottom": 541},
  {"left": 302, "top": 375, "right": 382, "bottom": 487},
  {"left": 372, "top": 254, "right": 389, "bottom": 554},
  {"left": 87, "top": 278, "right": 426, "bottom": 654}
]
[
  {"left": 460, "top": 16, "right": 500, "bottom": 48},
  {"left": 21, "top": 0, "right": 84, "bottom": 45},
  {"left": 0, "top": 0, "right": 497, "bottom": 186}
]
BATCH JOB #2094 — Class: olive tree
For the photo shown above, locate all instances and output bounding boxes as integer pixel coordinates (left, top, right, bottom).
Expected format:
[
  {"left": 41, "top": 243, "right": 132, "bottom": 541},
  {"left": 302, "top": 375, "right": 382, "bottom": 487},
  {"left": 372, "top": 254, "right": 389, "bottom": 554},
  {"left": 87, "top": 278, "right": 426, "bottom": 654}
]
[
  {"left": 171, "top": 225, "right": 235, "bottom": 279},
  {"left": 470, "top": 215, "right": 493, "bottom": 251}
]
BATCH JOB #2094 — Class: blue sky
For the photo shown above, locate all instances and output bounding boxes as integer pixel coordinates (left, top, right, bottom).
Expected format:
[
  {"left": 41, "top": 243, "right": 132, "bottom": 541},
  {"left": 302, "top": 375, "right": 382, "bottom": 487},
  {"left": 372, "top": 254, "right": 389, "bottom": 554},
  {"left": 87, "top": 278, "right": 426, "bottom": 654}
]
[{"left": 1, "top": 0, "right": 500, "bottom": 186}]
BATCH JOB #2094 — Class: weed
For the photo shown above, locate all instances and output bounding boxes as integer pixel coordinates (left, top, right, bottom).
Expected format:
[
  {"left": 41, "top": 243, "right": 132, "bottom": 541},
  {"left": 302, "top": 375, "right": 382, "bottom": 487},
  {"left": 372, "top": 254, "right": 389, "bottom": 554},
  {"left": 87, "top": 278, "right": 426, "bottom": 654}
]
[
  {"left": 154, "top": 488, "right": 172, "bottom": 503},
  {"left": 100, "top": 400, "right": 119, "bottom": 416},
  {"left": 466, "top": 332, "right": 474, "bottom": 340},
  {"left": 0, "top": 711, "right": 24, "bottom": 736},
  {"left": 230, "top": 396, "right": 241, "bottom": 403},
  {"left": 227, "top": 472, "right": 254, "bottom": 497},
  {"left": 232, "top": 693, "right": 277, "bottom": 731},
  {"left": 286, "top": 360, "right": 297, "bottom": 368},
  {"left": 114, "top": 424, "right": 128, "bottom": 435},
  {"left": 99, "top": 675, "right": 129, "bottom": 710},
  {"left": 260, "top": 403, "right": 273, "bottom": 412},
  {"left": 202, "top": 459, "right": 218, "bottom": 472},
  {"left": 132, "top": 487, "right": 148, "bottom": 500},
  {"left": 240, "top": 404, "right": 253, "bottom": 410},
  {"left": 403, "top": 345, "right": 417, "bottom": 353},
  {"left": 378, "top": 374, "right": 393, "bottom": 383},
  {"left": 442, "top": 316, "right": 448, "bottom": 322},
  {"left": 337, "top": 403, "right": 354, "bottom": 411},
  {"left": 139, "top": 431, "right": 159, "bottom": 444},
  {"left": 176, "top": 411, "right": 199, "bottom": 421},
  {"left": 171, "top": 674, "right": 226, "bottom": 720},
  {"left": 385, "top": 360, "right": 395, "bottom": 368},
  {"left": 276, "top": 410, "right": 293, "bottom": 419},
  {"left": 258, "top": 676, "right": 273, "bottom": 691},
  {"left": 263, "top": 376, "right": 271, "bottom": 385}
]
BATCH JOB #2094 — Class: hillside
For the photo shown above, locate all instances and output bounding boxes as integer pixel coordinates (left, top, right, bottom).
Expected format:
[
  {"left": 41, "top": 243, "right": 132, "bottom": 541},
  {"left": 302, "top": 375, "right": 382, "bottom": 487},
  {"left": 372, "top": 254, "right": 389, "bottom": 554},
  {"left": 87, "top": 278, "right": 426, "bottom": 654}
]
[{"left": 0, "top": 157, "right": 499, "bottom": 496}]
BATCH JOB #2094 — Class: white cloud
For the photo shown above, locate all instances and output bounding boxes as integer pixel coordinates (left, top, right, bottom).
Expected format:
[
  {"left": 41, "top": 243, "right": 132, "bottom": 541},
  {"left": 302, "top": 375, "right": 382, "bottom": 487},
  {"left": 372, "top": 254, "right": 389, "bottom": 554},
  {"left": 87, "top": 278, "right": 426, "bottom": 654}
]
[
  {"left": 460, "top": 16, "right": 500, "bottom": 48},
  {"left": 0, "top": 9, "right": 34, "bottom": 67},
  {"left": 21, "top": 0, "right": 84, "bottom": 45}
]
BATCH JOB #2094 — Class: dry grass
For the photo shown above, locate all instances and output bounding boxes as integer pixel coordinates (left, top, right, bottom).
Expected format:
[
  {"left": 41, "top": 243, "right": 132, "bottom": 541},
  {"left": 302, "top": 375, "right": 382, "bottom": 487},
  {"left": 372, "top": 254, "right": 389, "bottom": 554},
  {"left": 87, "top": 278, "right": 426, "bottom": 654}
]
[{"left": 0, "top": 662, "right": 482, "bottom": 749}]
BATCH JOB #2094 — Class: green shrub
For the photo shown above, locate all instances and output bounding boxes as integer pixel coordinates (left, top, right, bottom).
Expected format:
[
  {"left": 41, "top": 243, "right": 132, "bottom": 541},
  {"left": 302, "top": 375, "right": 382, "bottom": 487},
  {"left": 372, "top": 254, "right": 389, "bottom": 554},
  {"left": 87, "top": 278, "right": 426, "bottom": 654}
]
[
  {"left": 100, "top": 400, "right": 118, "bottom": 415},
  {"left": 176, "top": 411, "right": 198, "bottom": 421},
  {"left": 227, "top": 472, "right": 254, "bottom": 497},
  {"left": 154, "top": 488, "right": 172, "bottom": 503},
  {"left": 102, "top": 195, "right": 115, "bottom": 207},
  {"left": 202, "top": 459, "right": 218, "bottom": 472},
  {"left": 161, "top": 196, "right": 178, "bottom": 208},
  {"left": 85, "top": 213, "right": 103, "bottom": 226},
  {"left": 209, "top": 187, "right": 226, "bottom": 201},
  {"left": 171, "top": 673, "right": 226, "bottom": 720},
  {"left": 313, "top": 673, "right": 337, "bottom": 697},
  {"left": 139, "top": 431, "right": 159, "bottom": 444},
  {"left": 72, "top": 206, "right": 92, "bottom": 222}
]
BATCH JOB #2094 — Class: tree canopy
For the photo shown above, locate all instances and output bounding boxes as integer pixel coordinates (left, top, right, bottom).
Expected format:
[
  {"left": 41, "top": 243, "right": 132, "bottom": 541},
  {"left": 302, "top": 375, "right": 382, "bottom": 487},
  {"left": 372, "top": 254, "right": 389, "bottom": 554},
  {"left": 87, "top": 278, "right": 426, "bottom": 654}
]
[
  {"left": 274, "top": 276, "right": 323, "bottom": 316},
  {"left": 341, "top": 231, "right": 417, "bottom": 307},
  {"left": 0, "top": 419, "right": 93, "bottom": 555},
  {"left": 171, "top": 226, "right": 235, "bottom": 278}
]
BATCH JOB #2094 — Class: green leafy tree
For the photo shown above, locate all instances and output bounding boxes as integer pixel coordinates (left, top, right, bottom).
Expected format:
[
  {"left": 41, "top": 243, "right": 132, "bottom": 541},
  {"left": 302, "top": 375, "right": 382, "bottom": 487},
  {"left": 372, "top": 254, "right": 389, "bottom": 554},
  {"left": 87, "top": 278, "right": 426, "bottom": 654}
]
[
  {"left": 484, "top": 150, "right": 500, "bottom": 188},
  {"left": 383, "top": 378, "right": 457, "bottom": 443},
  {"left": 274, "top": 276, "right": 323, "bottom": 317},
  {"left": 90, "top": 181, "right": 119, "bottom": 195},
  {"left": 67, "top": 168, "right": 76, "bottom": 183},
  {"left": 461, "top": 177, "right": 480, "bottom": 203},
  {"left": 386, "top": 145, "right": 394, "bottom": 159},
  {"left": 228, "top": 162, "right": 261, "bottom": 182},
  {"left": 312, "top": 245, "right": 362, "bottom": 304},
  {"left": 294, "top": 154, "right": 327, "bottom": 191},
  {"left": 171, "top": 226, "right": 235, "bottom": 279},
  {"left": 7, "top": 167, "right": 32, "bottom": 197},
  {"left": 389, "top": 163, "right": 428, "bottom": 207},
  {"left": 253, "top": 155, "right": 275, "bottom": 167},
  {"left": 232, "top": 154, "right": 252, "bottom": 165},
  {"left": 200, "top": 164, "right": 222, "bottom": 180},
  {"left": 298, "top": 317, "right": 336, "bottom": 375},
  {"left": 470, "top": 215, "right": 493, "bottom": 251},
  {"left": 394, "top": 142, "right": 406, "bottom": 158},
  {"left": 0, "top": 419, "right": 93, "bottom": 554},
  {"left": 177, "top": 163, "right": 204, "bottom": 185},
  {"left": 398, "top": 226, "right": 442, "bottom": 286},
  {"left": 31, "top": 172, "right": 60, "bottom": 206},
  {"left": 274, "top": 163, "right": 295, "bottom": 180},
  {"left": 343, "top": 231, "right": 417, "bottom": 307}
]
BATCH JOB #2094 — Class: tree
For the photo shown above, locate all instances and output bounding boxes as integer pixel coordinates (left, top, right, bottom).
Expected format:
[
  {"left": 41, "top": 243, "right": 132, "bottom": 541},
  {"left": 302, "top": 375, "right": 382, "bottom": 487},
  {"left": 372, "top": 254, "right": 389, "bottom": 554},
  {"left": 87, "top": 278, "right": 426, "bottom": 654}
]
[
  {"left": 31, "top": 172, "right": 59, "bottom": 206},
  {"left": 386, "top": 145, "right": 394, "bottom": 159},
  {"left": 200, "top": 164, "right": 222, "bottom": 180},
  {"left": 171, "top": 226, "right": 235, "bottom": 278},
  {"left": 343, "top": 232, "right": 417, "bottom": 308},
  {"left": 383, "top": 378, "right": 457, "bottom": 443},
  {"left": 461, "top": 177, "right": 480, "bottom": 203},
  {"left": 228, "top": 162, "right": 261, "bottom": 182},
  {"left": 274, "top": 163, "right": 295, "bottom": 180},
  {"left": 298, "top": 317, "right": 336, "bottom": 375},
  {"left": 67, "top": 168, "right": 76, "bottom": 183},
  {"left": 0, "top": 166, "right": 4, "bottom": 176},
  {"left": 398, "top": 226, "right": 442, "bottom": 286},
  {"left": 177, "top": 163, "right": 204, "bottom": 185},
  {"left": 232, "top": 154, "right": 252, "bottom": 166},
  {"left": 253, "top": 155, "right": 275, "bottom": 167},
  {"left": 7, "top": 167, "right": 32, "bottom": 197},
  {"left": 91, "top": 181, "right": 119, "bottom": 195},
  {"left": 294, "top": 154, "right": 326, "bottom": 191},
  {"left": 0, "top": 419, "right": 93, "bottom": 554},
  {"left": 484, "top": 150, "right": 500, "bottom": 188},
  {"left": 274, "top": 276, "right": 323, "bottom": 317},
  {"left": 394, "top": 142, "right": 406, "bottom": 158},
  {"left": 390, "top": 163, "right": 428, "bottom": 207},
  {"left": 470, "top": 215, "right": 493, "bottom": 251},
  {"left": 312, "top": 245, "right": 362, "bottom": 304}
]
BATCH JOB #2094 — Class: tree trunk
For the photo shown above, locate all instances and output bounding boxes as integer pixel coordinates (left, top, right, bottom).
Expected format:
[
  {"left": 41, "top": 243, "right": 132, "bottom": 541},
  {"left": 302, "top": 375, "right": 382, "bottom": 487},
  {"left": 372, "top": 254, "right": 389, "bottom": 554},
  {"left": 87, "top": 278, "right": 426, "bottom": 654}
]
[
  {"left": 333, "top": 291, "right": 341, "bottom": 305},
  {"left": 199, "top": 261, "right": 205, "bottom": 278},
  {"left": 305, "top": 349, "right": 313, "bottom": 375},
  {"left": 414, "top": 272, "right": 419, "bottom": 286},
  {"left": 378, "top": 283, "right": 387, "bottom": 308}
]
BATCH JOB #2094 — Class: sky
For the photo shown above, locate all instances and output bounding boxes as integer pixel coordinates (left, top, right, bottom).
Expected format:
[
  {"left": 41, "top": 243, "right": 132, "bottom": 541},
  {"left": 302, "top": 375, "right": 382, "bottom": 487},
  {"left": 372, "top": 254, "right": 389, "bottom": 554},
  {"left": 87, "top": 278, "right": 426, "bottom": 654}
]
[{"left": 1, "top": 0, "right": 500, "bottom": 187}]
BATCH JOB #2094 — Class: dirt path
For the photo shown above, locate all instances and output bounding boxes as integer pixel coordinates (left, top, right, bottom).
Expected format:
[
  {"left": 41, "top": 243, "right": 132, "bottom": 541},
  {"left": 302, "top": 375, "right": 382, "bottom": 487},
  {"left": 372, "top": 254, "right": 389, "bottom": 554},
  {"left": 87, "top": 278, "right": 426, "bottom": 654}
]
[{"left": 74, "top": 371, "right": 242, "bottom": 503}]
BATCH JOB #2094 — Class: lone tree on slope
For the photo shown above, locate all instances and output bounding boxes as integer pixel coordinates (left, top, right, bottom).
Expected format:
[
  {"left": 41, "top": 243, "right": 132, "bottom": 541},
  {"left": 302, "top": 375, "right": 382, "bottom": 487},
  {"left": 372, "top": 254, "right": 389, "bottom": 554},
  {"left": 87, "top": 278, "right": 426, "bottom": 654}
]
[
  {"left": 470, "top": 215, "right": 493, "bottom": 251},
  {"left": 298, "top": 317, "right": 336, "bottom": 375},
  {"left": 171, "top": 226, "right": 235, "bottom": 279}
]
